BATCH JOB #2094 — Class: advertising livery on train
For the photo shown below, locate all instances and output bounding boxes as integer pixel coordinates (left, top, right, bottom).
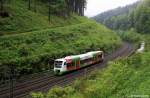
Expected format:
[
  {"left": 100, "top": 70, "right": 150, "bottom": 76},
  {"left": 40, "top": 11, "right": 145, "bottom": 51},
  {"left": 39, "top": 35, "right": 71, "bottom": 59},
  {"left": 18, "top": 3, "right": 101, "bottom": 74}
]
[{"left": 54, "top": 51, "right": 104, "bottom": 75}]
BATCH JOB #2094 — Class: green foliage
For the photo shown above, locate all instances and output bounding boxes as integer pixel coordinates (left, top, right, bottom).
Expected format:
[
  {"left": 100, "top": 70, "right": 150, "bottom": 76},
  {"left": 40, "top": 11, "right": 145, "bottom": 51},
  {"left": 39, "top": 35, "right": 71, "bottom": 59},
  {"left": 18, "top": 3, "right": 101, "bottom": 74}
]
[
  {"left": 0, "top": 0, "right": 88, "bottom": 35},
  {"left": 18, "top": 44, "right": 31, "bottom": 56},
  {"left": 93, "top": 2, "right": 139, "bottom": 30},
  {"left": 31, "top": 86, "right": 76, "bottom": 98},
  {"left": 134, "top": 0, "right": 150, "bottom": 34},
  {"left": 31, "top": 92, "right": 44, "bottom": 98},
  {"left": 0, "top": 0, "right": 121, "bottom": 81},
  {"left": 32, "top": 36, "right": 150, "bottom": 98},
  {"left": 93, "top": 0, "right": 150, "bottom": 34},
  {"left": 50, "top": 0, "right": 66, "bottom": 15},
  {"left": 47, "top": 86, "right": 75, "bottom": 98},
  {"left": 0, "top": 21, "right": 121, "bottom": 79},
  {"left": 117, "top": 29, "right": 142, "bottom": 43}
]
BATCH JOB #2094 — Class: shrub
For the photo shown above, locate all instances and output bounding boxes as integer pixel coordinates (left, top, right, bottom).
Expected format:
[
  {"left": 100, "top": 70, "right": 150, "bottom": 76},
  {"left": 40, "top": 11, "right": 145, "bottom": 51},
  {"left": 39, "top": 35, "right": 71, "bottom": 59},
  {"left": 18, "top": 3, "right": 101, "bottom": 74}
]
[
  {"left": 0, "top": 22, "right": 121, "bottom": 78},
  {"left": 117, "top": 29, "right": 142, "bottom": 43},
  {"left": 33, "top": 44, "right": 150, "bottom": 98}
]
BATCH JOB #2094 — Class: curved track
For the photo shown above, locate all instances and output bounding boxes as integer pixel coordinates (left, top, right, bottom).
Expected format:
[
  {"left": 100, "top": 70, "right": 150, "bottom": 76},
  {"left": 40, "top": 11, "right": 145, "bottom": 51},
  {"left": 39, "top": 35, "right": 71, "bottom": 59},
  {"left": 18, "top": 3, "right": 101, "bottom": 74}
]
[{"left": 0, "top": 42, "right": 135, "bottom": 98}]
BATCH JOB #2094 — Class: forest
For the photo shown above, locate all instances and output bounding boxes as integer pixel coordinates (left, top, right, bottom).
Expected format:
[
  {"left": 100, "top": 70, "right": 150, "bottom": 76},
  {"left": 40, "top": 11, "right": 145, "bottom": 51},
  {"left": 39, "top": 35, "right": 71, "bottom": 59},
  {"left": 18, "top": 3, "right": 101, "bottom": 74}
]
[
  {"left": 0, "top": 0, "right": 88, "bottom": 35},
  {"left": 0, "top": 0, "right": 86, "bottom": 17},
  {"left": 93, "top": 0, "right": 150, "bottom": 34}
]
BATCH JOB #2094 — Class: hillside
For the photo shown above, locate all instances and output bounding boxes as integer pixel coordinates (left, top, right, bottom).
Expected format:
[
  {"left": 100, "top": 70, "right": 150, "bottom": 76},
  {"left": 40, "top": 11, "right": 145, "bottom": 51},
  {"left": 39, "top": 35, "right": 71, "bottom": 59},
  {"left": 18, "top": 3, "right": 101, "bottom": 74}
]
[
  {"left": 0, "top": 0, "right": 87, "bottom": 35},
  {"left": 31, "top": 32, "right": 150, "bottom": 98},
  {"left": 0, "top": 0, "right": 121, "bottom": 80},
  {"left": 30, "top": 0, "right": 150, "bottom": 97},
  {"left": 92, "top": 2, "right": 139, "bottom": 30},
  {"left": 31, "top": 31, "right": 150, "bottom": 98},
  {"left": 133, "top": 0, "right": 150, "bottom": 34},
  {"left": 93, "top": 0, "right": 150, "bottom": 34}
]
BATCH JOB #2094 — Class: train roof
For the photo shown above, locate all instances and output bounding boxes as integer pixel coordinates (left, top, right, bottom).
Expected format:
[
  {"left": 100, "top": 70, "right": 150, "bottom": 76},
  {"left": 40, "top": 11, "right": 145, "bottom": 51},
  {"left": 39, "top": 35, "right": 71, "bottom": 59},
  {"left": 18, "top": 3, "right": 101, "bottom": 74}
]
[
  {"left": 55, "top": 58, "right": 65, "bottom": 61},
  {"left": 55, "top": 51, "right": 103, "bottom": 62}
]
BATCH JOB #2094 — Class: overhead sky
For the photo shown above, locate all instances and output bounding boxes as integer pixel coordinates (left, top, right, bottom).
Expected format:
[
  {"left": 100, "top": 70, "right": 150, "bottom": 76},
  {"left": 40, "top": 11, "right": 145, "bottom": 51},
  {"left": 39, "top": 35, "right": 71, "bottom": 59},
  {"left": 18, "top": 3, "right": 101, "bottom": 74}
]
[{"left": 85, "top": 0, "right": 140, "bottom": 17}]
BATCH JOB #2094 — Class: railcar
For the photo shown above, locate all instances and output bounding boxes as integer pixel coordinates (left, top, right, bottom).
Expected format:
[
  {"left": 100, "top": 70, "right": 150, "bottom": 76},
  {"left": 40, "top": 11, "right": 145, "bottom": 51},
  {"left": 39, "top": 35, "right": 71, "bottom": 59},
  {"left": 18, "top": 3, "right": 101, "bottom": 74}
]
[{"left": 54, "top": 51, "right": 104, "bottom": 75}]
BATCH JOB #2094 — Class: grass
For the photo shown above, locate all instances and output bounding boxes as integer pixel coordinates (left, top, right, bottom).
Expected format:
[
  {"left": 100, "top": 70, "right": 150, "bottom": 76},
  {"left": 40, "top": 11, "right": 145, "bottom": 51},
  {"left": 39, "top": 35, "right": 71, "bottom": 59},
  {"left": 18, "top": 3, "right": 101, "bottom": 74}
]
[
  {"left": 31, "top": 34, "right": 150, "bottom": 98},
  {"left": 0, "top": 0, "right": 88, "bottom": 35},
  {"left": 0, "top": 0, "right": 122, "bottom": 79},
  {"left": 31, "top": 52, "right": 150, "bottom": 98},
  {"left": 0, "top": 21, "right": 121, "bottom": 78}
]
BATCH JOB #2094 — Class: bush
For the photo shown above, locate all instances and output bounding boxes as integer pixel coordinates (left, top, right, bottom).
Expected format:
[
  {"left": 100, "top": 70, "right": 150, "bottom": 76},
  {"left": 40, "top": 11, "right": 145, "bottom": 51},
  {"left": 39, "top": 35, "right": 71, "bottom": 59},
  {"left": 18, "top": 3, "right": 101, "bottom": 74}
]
[
  {"left": 117, "top": 29, "right": 142, "bottom": 43},
  {"left": 33, "top": 40, "right": 150, "bottom": 98},
  {"left": 0, "top": 21, "right": 121, "bottom": 79},
  {"left": 31, "top": 92, "right": 44, "bottom": 98}
]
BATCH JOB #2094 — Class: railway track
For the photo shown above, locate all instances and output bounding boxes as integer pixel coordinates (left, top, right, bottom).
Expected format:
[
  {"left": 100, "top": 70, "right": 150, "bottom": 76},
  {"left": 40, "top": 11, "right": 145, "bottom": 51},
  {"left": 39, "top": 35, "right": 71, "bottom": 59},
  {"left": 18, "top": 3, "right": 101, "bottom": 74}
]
[{"left": 0, "top": 42, "right": 135, "bottom": 98}]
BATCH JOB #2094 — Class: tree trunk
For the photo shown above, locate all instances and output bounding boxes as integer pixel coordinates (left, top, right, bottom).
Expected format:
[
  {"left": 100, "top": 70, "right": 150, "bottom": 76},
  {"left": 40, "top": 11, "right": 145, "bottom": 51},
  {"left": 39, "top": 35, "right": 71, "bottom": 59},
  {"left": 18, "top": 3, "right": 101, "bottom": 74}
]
[
  {"left": 0, "top": 0, "right": 4, "bottom": 12},
  {"left": 28, "top": 0, "right": 31, "bottom": 10},
  {"left": 49, "top": 0, "right": 51, "bottom": 23},
  {"left": 34, "top": 0, "right": 37, "bottom": 12}
]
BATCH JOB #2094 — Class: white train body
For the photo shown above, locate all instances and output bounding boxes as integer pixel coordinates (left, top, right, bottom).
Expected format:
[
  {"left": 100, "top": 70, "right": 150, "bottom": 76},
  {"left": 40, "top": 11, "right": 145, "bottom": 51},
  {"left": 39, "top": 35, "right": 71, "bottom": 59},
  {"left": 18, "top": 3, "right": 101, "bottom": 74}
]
[{"left": 54, "top": 51, "right": 104, "bottom": 75}]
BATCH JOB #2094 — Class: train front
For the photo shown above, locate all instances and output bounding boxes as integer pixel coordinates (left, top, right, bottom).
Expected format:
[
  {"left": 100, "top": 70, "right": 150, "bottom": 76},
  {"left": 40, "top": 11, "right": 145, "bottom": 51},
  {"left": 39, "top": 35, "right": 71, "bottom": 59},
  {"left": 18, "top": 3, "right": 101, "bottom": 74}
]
[{"left": 54, "top": 59, "right": 66, "bottom": 75}]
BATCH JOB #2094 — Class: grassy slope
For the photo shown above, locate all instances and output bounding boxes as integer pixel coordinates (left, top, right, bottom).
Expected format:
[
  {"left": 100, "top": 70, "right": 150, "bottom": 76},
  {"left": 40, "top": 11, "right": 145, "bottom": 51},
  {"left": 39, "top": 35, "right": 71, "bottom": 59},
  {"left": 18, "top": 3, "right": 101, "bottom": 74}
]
[
  {"left": 0, "top": 0, "right": 122, "bottom": 77},
  {"left": 31, "top": 34, "right": 150, "bottom": 98},
  {"left": 0, "top": 0, "right": 87, "bottom": 35},
  {"left": 0, "top": 21, "right": 121, "bottom": 74}
]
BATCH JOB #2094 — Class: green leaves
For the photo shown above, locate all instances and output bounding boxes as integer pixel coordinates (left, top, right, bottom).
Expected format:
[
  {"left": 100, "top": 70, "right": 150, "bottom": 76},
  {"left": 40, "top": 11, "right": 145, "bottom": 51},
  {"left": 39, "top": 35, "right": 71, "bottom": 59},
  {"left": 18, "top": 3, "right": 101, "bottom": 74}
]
[
  {"left": 117, "top": 30, "right": 142, "bottom": 43},
  {"left": 134, "top": 0, "right": 150, "bottom": 34},
  {"left": 0, "top": 21, "right": 121, "bottom": 80},
  {"left": 31, "top": 35, "right": 150, "bottom": 98},
  {"left": 94, "top": 0, "right": 150, "bottom": 34}
]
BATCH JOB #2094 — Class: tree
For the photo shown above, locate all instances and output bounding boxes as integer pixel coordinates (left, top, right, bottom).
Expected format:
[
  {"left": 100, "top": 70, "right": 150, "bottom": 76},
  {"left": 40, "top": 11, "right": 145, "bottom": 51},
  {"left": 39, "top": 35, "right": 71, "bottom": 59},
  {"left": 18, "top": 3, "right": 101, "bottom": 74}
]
[
  {"left": 0, "top": 0, "right": 4, "bottom": 12},
  {"left": 28, "top": 0, "right": 31, "bottom": 10},
  {"left": 34, "top": 0, "right": 37, "bottom": 12},
  {"left": 49, "top": 0, "right": 51, "bottom": 23},
  {"left": 134, "top": 0, "right": 150, "bottom": 33}
]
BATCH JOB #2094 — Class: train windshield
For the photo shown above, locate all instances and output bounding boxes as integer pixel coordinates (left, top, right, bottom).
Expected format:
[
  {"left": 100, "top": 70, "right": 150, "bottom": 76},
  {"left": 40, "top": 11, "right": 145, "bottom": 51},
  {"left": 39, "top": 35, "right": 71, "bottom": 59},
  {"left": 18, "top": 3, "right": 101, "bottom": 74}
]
[{"left": 54, "top": 61, "right": 63, "bottom": 68}]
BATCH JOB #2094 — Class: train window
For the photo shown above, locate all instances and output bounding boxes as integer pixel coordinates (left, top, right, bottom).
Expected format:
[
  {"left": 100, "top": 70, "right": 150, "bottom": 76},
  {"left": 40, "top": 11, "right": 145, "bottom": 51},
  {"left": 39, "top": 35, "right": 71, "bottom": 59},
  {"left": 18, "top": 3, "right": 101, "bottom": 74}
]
[
  {"left": 64, "top": 62, "right": 66, "bottom": 66},
  {"left": 80, "top": 58, "right": 92, "bottom": 65},
  {"left": 76, "top": 60, "right": 80, "bottom": 66},
  {"left": 67, "top": 62, "right": 73, "bottom": 67},
  {"left": 54, "top": 61, "right": 63, "bottom": 68}
]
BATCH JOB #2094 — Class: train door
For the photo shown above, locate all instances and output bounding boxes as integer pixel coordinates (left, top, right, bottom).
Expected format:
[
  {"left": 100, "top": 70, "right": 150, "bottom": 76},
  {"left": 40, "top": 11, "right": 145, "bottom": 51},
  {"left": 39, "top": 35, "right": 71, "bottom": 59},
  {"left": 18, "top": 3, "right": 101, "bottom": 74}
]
[
  {"left": 67, "top": 62, "right": 74, "bottom": 71},
  {"left": 76, "top": 59, "right": 80, "bottom": 69},
  {"left": 67, "top": 59, "right": 80, "bottom": 71}
]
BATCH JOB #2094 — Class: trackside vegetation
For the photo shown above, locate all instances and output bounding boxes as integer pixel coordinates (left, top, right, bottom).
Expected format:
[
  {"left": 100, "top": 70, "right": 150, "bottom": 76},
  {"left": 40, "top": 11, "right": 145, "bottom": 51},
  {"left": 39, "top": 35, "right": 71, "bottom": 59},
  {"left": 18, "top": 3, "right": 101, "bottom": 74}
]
[
  {"left": 0, "top": 0, "right": 122, "bottom": 83},
  {"left": 31, "top": 34, "right": 150, "bottom": 98},
  {"left": 0, "top": 21, "right": 121, "bottom": 80},
  {"left": 117, "top": 29, "right": 142, "bottom": 43}
]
